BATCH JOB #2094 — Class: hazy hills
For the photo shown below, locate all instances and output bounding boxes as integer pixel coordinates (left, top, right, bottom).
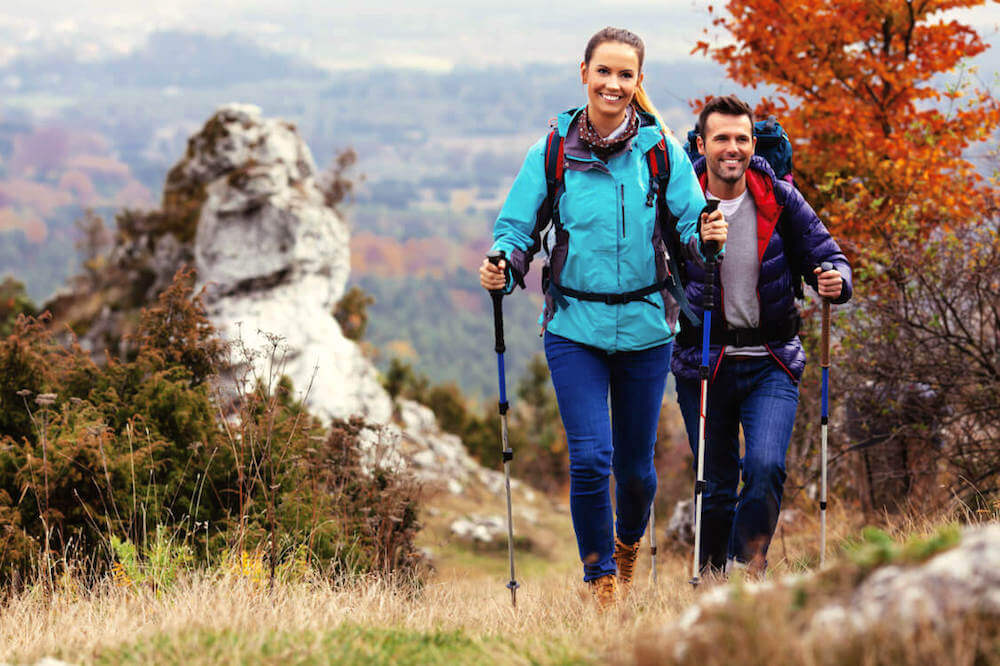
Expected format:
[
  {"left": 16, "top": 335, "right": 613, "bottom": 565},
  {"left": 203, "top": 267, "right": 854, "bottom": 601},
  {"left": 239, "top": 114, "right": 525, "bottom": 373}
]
[{"left": 0, "top": 26, "right": 996, "bottom": 395}]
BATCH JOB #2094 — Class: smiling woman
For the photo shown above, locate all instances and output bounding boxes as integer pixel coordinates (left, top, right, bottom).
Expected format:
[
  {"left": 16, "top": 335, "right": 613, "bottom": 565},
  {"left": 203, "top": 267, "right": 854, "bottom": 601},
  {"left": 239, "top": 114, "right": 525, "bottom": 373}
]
[{"left": 477, "top": 27, "right": 718, "bottom": 608}]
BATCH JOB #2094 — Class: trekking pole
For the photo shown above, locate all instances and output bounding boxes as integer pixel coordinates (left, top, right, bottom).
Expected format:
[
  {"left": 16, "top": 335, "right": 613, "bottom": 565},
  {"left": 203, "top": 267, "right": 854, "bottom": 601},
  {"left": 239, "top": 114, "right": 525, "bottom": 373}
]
[
  {"left": 819, "top": 261, "right": 833, "bottom": 567},
  {"left": 487, "top": 250, "right": 520, "bottom": 607},
  {"left": 690, "top": 199, "right": 719, "bottom": 588},
  {"left": 649, "top": 501, "right": 657, "bottom": 584}
]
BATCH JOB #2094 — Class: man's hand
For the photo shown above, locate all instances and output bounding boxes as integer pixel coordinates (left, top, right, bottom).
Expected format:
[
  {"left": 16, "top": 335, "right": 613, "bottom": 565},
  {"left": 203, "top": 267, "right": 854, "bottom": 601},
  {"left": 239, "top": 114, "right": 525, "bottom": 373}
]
[
  {"left": 480, "top": 257, "right": 507, "bottom": 291},
  {"left": 814, "top": 265, "right": 843, "bottom": 299},
  {"left": 700, "top": 208, "right": 727, "bottom": 247}
]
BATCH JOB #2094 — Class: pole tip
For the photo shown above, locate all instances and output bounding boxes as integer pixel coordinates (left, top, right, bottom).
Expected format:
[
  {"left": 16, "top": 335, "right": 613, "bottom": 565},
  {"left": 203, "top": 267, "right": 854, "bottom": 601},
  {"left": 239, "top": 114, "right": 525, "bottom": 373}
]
[{"left": 508, "top": 580, "right": 519, "bottom": 607}]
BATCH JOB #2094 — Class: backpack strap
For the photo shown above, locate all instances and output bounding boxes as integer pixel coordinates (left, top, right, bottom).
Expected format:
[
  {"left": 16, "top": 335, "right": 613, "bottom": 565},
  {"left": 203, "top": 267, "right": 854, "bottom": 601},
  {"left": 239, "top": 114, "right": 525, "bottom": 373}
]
[
  {"left": 540, "top": 129, "right": 565, "bottom": 291},
  {"left": 646, "top": 135, "right": 699, "bottom": 326},
  {"left": 544, "top": 129, "right": 564, "bottom": 195}
]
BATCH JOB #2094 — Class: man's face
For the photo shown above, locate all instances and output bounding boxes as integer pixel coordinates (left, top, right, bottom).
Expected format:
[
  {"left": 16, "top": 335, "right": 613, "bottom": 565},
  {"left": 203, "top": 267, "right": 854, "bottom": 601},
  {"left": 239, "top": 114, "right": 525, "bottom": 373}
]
[{"left": 697, "top": 112, "right": 756, "bottom": 185}]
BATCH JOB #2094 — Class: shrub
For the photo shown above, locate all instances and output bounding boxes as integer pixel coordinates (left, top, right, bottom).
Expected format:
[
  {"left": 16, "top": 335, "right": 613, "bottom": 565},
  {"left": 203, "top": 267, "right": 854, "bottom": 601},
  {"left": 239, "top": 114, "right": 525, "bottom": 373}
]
[{"left": 0, "top": 271, "right": 423, "bottom": 584}]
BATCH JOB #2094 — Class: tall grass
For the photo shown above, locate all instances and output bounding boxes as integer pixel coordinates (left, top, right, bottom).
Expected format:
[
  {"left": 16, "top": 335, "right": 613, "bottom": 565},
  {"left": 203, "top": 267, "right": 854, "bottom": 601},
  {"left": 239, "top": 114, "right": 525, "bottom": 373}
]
[{"left": 1, "top": 506, "right": 996, "bottom": 665}]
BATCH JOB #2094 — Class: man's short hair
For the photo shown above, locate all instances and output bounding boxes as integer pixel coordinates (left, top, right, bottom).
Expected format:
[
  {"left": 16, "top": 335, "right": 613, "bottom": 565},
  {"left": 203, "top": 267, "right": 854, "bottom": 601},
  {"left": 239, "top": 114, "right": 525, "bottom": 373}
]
[{"left": 697, "top": 95, "right": 754, "bottom": 138}]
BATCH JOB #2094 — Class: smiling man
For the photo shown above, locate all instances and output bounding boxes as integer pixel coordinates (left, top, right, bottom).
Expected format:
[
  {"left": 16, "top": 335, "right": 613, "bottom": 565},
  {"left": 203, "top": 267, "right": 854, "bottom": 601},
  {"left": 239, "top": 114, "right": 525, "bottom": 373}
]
[{"left": 672, "top": 95, "right": 853, "bottom": 575}]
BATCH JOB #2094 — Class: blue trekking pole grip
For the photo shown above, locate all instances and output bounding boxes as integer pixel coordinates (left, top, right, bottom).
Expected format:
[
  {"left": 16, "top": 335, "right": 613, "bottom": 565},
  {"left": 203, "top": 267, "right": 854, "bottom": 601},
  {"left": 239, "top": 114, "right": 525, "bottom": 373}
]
[
  {"left": 486, "top": 250, "right": 519, "bottom": 606},
  {"left": 691, "top": 198, "right": 719, "bottom": 588},
  {"left": 819, "top": 261, "right": 833, "bottom": 566}
]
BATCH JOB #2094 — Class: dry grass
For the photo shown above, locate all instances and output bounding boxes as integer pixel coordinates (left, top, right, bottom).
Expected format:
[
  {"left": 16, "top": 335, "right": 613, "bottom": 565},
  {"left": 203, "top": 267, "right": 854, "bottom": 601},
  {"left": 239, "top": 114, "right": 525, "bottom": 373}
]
[
  {"left": 0, "top": 504, "right": 995, "bottom": 665},
  {"left": 0, "top": 558, "right": 696, "bottom": 665}
]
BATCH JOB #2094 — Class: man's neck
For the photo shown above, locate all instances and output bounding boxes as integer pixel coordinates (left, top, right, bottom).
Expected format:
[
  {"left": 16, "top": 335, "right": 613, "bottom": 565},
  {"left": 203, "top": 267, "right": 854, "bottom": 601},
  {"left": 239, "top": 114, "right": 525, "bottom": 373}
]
[{"left": 706, "top": 173, "right": 748, "bottom": 201}]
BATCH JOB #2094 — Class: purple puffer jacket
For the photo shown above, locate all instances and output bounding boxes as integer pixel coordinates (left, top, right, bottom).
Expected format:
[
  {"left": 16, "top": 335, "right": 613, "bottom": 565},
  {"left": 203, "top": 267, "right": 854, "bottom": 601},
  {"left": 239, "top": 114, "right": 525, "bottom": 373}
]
[{"left": 671, "top": 155, "right": 853, "bottom": 383}]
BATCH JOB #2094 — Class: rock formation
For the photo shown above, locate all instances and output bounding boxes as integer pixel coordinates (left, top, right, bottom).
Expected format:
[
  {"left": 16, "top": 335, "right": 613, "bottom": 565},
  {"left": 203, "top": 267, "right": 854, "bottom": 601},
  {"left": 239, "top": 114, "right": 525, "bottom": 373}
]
[
  {"left": 47, "top": 104, "right": 392, "bottom": 424},
  {"left": 177, "top": 104, "right": 391, "bottom": 423}
]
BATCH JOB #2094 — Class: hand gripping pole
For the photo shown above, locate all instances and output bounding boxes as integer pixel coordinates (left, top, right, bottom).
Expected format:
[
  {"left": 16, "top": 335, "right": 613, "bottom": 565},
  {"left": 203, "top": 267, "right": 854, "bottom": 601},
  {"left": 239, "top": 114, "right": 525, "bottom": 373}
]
[
  {"left": 487, "top": 250, "right": 519, "bottom": 606},
  {"left": 691, "top": 199, "right": 719, "bottom": 588},
  {"left": 819, "top": 261, "right": 833, "bottom": 567}
]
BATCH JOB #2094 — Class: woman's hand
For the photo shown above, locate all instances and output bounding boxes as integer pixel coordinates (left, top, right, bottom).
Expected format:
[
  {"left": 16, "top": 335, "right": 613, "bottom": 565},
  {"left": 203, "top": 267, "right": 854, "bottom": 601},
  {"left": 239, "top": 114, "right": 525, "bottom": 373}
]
[
  {"left": 700, "top": 208, "right": 727, "bottom": 247},
  {"left": 480, "top": 257, "right": 507, "bottom": 291},
  {"left": 814, "top": 265, "right": 843, "bottom": 299}
]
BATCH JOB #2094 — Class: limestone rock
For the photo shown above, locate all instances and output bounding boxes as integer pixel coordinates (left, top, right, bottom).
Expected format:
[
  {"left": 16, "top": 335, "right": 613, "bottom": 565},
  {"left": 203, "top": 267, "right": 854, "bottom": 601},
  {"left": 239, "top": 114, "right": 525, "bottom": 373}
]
[
  {"left": 810, "top": 523, "right": 1000, "bottom": 636},
  {"left": 668, "top": 524, "right": 1000, "bottom": 660},
  {"left": 181, "top": 104, "right": 391, "bottom": 423},
  {"left": 450, "top": 515, "right": 506, "bottom": 544}
]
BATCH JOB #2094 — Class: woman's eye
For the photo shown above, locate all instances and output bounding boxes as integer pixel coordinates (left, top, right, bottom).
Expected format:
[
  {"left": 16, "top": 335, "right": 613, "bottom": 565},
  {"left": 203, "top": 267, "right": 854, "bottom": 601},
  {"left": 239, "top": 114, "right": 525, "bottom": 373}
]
[
  {"left": 597, "top": 67, "right": 609, "bottom": 74},
  {"left": 622, "top": 72, "right": 633, "bottom": 79}
]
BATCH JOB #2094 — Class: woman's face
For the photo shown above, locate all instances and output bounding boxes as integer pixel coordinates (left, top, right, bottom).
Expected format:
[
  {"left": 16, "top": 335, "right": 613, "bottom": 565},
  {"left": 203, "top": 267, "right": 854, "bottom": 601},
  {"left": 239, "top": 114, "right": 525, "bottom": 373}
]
[{"left": 580, "top": 41, "right": 643, "bottom": 124}]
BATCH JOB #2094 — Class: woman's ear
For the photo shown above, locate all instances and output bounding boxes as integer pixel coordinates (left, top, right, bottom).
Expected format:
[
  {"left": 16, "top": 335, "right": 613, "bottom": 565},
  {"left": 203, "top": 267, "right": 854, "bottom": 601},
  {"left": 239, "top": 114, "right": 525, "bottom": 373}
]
[{"left": 580, "top": 60, "right": 588, "bottom": 84}]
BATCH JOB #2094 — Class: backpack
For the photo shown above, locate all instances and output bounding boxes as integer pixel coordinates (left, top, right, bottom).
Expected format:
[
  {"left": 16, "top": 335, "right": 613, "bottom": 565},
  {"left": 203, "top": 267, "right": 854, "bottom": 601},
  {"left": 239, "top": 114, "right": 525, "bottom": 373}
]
[
  {"left": 539, "top": 124, "right": 699, "bottom": 325},
  {"left": 684, "top": 115, "right": 804, "bottom": 298}
]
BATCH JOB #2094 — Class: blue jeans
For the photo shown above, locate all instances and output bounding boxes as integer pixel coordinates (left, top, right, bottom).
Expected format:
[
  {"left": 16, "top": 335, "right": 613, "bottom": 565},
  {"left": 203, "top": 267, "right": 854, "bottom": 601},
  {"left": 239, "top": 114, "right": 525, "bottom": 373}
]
[
  {"left": 675, "top": 356, "right": 799, "bottom": 570},
  {"left": 544, "top": 331, "right": 671, "bottom": 582}
]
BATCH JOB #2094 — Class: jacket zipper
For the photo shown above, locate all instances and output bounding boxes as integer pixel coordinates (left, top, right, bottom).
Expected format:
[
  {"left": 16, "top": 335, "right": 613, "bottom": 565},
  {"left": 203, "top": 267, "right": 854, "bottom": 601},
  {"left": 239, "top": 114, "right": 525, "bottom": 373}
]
[{"left": 620, "top": 184, "right": 626, "bottom": 238}]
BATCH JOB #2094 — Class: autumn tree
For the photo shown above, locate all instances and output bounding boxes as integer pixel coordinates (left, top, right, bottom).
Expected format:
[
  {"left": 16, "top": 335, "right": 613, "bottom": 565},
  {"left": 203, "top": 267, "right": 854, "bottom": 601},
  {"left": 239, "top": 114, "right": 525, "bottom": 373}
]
[{"left": 695, "top": 0, "right": 1000, "bottom": 258}]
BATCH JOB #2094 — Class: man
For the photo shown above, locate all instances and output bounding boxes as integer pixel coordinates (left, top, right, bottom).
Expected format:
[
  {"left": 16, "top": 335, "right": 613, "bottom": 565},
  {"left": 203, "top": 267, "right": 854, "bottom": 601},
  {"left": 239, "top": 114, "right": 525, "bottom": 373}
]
[{"left": 673, "top": 95, "right": 852, "bottom": 574}]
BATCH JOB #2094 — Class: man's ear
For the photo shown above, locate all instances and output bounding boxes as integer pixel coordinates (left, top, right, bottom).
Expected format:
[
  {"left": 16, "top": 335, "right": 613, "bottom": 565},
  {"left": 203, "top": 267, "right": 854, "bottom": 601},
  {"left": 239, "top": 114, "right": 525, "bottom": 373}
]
[{"left": 696, "top": 135, "right": 705, "bottom": 156}]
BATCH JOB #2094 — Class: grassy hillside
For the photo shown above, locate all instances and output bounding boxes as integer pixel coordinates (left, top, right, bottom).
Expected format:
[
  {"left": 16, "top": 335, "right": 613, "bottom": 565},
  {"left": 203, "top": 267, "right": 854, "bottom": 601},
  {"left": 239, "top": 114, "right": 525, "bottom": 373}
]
[{"left": 1, "top": 504, "right": 995, "bottom": 665}]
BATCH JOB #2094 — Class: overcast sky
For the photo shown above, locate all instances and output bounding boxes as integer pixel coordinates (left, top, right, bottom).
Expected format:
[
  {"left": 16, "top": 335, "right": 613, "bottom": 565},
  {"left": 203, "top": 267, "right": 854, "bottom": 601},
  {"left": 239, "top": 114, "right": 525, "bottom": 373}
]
[{"left": 1, "top": 0, "right": 998, "bottom": 71}]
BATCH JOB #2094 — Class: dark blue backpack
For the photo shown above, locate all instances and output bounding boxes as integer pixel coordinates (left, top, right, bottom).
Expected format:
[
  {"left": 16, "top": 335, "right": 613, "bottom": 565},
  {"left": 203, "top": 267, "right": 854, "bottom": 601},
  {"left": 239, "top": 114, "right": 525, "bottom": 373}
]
[{"left": 684, "top": 115, "right": 794, "bottom": 184}]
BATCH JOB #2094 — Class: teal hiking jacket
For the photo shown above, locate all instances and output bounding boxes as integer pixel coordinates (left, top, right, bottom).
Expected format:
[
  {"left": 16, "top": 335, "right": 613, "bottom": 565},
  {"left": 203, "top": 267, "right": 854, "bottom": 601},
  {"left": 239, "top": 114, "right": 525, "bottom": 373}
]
[{"left": 491, "top": 107, "right": 706, "bottom": 352}]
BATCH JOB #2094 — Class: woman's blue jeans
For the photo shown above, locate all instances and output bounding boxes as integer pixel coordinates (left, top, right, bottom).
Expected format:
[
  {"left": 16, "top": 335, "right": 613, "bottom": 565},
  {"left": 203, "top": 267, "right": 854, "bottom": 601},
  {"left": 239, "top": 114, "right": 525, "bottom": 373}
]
[
  {"left": 675, "top": 356, "right": 799, "bottom": 571},
  {"left": 544, "top": 331, "right": 671, "bottom": 582}
]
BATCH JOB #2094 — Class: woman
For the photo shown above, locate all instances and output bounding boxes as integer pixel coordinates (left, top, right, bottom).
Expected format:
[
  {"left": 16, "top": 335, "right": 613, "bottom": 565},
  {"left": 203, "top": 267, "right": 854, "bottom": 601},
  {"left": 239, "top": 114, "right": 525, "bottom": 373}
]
[{"left": 479, "top": 27, "right": 720, "bottom": 605}]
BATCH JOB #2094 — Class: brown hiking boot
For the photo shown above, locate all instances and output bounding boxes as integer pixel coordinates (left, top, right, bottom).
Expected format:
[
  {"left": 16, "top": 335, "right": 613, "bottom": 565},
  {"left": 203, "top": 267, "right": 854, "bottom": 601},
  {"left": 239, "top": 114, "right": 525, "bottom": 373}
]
[
  {"left": 614, "top": 537, "right": 641, "bottom": 589},
  {"left": 588, "top": 573, "right": 616, "bottom": 610}
]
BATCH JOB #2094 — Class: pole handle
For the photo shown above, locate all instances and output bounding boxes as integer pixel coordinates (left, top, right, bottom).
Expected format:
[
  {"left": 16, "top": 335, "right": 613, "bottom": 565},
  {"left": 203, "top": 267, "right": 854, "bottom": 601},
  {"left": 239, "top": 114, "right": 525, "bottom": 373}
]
[
  {"left": 487, "top": 251, "right": 506, "bottom": 354},
  {"left": 701, "top": 200, "right": 720, "bottom": 310},
  {"left": 820, "top": 261, "right": 833, "bottom": 367},
  {"left": 700, "top": 199, "right": 720, "bottom": 257}
]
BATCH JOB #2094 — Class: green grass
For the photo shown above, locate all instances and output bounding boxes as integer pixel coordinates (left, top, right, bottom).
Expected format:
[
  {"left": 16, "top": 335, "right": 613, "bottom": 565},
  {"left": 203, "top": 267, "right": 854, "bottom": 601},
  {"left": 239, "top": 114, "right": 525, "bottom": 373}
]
[{"left": 94, "top": 625, "right": 520, "bottom": 666}]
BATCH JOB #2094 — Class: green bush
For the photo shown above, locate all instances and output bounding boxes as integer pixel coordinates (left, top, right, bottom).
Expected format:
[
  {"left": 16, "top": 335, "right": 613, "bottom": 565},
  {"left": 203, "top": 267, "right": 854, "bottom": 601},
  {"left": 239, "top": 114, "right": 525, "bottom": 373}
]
[{"left": 0, "top": 271, "right": 423, "bottom": 583}]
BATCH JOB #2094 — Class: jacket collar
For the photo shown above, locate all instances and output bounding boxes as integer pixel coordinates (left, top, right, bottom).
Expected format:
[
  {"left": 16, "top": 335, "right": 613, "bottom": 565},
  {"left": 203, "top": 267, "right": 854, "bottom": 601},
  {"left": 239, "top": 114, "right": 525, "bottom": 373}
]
[{"left": 557, "top": 106, "right": 665, "bottom": 160}]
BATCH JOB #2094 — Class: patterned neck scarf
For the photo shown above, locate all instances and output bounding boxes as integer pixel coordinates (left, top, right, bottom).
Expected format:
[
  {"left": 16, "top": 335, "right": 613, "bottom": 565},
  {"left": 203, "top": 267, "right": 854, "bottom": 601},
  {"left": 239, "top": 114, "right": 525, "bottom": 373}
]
[{"left": 578, "top": 105, "right": 640, "bottom": 160}]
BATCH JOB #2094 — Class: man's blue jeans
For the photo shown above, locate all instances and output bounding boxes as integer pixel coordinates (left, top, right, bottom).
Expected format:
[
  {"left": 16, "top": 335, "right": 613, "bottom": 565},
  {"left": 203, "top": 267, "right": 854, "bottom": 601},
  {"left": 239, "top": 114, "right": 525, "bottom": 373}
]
[
  {"left": 675, "top": 356, "right": 799, "bottom": 570},
  {"left": 544, "top": 331, "right": 671, "bottom": 582}
]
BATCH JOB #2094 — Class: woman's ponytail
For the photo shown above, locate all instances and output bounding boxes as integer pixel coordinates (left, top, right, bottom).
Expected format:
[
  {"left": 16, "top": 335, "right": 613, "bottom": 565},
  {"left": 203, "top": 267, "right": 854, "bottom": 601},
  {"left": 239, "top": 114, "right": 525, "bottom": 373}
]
[{"left": 633, "top": 83, "right": 670, "bottom": 135}]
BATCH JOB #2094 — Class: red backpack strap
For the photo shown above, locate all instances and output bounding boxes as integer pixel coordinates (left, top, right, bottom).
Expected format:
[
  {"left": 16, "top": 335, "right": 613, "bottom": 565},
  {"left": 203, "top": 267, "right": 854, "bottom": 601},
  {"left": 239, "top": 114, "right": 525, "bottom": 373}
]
[
  {"left": 544, "top": 129, "right": 564, "bottom": 187},
  {"left": 648, "top": 132, "right": 669, "bottom": 181},
  {"left": 645, "top": 132, "right": 671, "bottom": 206}
]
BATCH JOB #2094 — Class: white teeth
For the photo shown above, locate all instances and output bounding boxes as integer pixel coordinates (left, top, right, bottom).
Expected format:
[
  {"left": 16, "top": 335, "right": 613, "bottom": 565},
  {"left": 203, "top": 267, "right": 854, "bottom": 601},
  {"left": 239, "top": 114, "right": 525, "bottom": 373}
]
[{"left": 601, "top": 94, "right": 621, "bottom": 101}]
